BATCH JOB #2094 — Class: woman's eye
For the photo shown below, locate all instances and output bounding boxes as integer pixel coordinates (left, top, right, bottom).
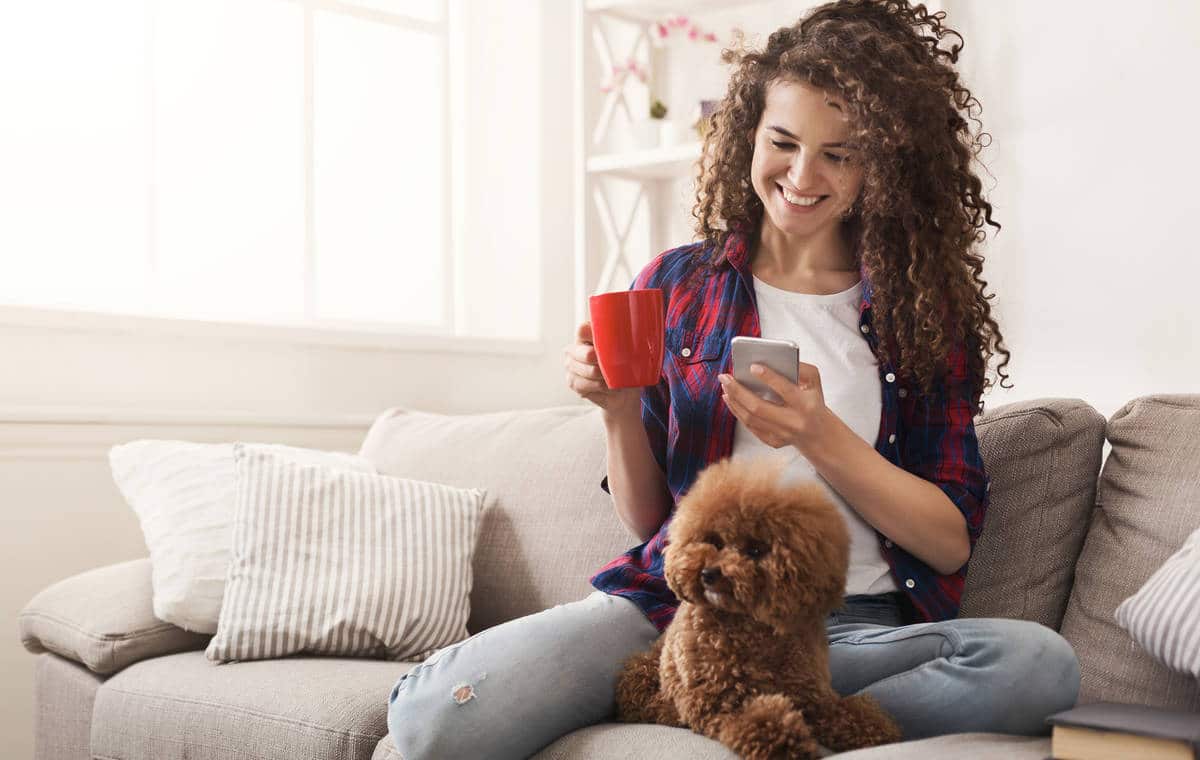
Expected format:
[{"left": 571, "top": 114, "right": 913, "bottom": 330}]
[
  {"left": 770, "top": 140, "right": 794, "bottom": 150},
  {"left": 825, "top": 152, "right": 848, "bottom": 163}
]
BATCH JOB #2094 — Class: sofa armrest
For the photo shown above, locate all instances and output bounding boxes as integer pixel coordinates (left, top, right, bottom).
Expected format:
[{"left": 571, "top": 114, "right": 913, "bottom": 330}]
[{"left": 18, "top": 558, "right": 209, "bottom": 675}]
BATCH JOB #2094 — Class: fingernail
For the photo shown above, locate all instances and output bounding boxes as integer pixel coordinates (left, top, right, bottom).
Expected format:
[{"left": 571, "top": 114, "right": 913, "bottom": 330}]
[
  {"left": 718, "top": 375, "right": 730, "bottom": 385},
  {"left": 751, "top": 364, "right": 764, "bottom": 375}
]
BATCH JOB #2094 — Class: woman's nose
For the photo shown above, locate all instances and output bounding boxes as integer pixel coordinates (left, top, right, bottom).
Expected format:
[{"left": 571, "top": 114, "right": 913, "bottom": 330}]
[{"left": 786, "top": 148, "right": 818, "bottom": 187}]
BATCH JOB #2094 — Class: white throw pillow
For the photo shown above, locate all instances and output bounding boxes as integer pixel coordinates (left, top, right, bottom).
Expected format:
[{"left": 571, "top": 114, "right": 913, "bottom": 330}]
[
  {"left": 206, "top": 444, "right": 485, "bottom": 663},
  {"left": 109, "top": 440, "right": 375, "bottom": 633},
  {"left": 1115, "top": 526, "right": 1200, "bottom": 679}
]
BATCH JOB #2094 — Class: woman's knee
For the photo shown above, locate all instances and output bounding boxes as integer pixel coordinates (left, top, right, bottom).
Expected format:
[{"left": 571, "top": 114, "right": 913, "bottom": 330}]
[
  {"left": 971, "top": 619, "right": 1080, "bottom": 734},
  {"left": 384, "top": 592, "right": 660, "bottom": 759}
]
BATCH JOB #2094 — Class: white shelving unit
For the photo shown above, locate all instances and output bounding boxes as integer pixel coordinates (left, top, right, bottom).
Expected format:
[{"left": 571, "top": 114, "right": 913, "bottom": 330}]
[
  {"left": 574, "top": 0, "right": 765, "bottom": 324},
  {"left": 585, "top": 0, "right": 764, "bottom": 24},
  {"left": 586, "top": 141, "right": 703, "bottom": 181}
]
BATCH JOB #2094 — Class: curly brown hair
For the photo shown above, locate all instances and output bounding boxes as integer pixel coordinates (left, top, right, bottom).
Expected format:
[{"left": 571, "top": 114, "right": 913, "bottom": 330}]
[{"left": 693, "top": 0, "right": 1011, "bottom": 411}]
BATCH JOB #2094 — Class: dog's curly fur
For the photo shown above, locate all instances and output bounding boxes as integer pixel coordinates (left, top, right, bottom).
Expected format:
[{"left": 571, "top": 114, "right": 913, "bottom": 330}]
[{"left": 614, "top": 457, "right": 903, "bottom": 759}]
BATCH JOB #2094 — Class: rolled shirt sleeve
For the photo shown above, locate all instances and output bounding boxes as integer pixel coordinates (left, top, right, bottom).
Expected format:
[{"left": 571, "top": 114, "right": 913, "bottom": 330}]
[{"left": 898, "top": 341, "right": 989, "bottom": 549}]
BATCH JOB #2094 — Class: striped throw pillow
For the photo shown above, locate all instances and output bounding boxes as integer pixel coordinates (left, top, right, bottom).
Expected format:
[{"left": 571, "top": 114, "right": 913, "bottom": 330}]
[
  {"left": 206, "top": 444, "right": 486, "bottom": 663},
  {"left": 1114, "top": 526, "right": 1200, "bottom": 679},
  {"left": 109, "top": 440, "right": 375, "bottom": 634}
]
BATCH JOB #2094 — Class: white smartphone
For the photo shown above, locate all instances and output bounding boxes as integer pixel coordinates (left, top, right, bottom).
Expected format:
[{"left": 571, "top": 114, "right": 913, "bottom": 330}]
[{"left": 731, "top": 336, "right": 800, "bottom": 404}]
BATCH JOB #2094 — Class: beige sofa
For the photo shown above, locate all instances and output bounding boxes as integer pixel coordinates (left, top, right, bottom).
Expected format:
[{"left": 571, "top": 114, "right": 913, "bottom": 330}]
[{"left": 19, "top": 394, "right": 1200, "bottom": 760}]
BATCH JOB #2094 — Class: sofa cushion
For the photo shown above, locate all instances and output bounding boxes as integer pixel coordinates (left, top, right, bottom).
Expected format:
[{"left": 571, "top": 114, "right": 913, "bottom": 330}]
[
  {"left": 91, "top": 651, "right": 415, "bottom": 760},
  {"left": 959, "top": 398, "right": 1105, "bottom": 629},
  {"left": 359, "top": 405, "right": 631, "bottom": 634},
  {"left": 19, "top": 559, "right": 209, "bottom": 675},
  {"left": 829, "top": 732, "right": 1050, "bottom": 759},
  {"left": 536, "top": 725, "right": 1047, "bottom": 760},
  {"left": 1060, "top": 394, "right": 1200, "bottom": 710},
  {"left": 33, "top": 653, "right": 104, "bottom": 760},
  {"left": 373, "top": 726, "right": 1050, "bottom": 760},
  {"left": 370, "top": 724, "right": 743, "bottom": 760}
]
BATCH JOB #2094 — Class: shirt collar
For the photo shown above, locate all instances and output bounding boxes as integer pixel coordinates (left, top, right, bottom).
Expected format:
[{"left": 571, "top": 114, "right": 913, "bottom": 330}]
[{"left": 716, "top": 227, "right": 874, "bottom": 313}]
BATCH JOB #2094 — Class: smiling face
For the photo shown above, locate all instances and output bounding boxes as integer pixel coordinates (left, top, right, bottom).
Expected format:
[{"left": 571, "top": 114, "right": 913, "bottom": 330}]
[{"left": 749, "top": 79, "right": 865, "bottom": 244}]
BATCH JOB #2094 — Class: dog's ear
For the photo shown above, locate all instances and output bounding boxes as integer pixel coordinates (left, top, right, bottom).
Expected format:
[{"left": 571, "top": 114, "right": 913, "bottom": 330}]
[{"left": 749, "top": 487, "right": 852, "bottom": 632}]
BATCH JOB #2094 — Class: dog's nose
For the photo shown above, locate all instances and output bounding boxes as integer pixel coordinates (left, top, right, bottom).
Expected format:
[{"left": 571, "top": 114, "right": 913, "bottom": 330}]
[{"left": 700, "top": 567, "right": 722, "bottom": 586}]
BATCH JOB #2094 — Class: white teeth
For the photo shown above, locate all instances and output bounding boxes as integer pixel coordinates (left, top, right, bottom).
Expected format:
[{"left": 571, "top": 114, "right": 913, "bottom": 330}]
[{"left": 781, "top": 187, "right": 823, "bottom": 206}]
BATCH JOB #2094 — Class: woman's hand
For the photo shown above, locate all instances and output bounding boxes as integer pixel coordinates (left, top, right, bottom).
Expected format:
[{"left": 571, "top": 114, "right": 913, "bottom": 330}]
[
  {"left": 718, "top": 362, "right": 832, "bottom": 452},
  {"left": 564, "top": 321, "right": 641, "bottom": 418}
]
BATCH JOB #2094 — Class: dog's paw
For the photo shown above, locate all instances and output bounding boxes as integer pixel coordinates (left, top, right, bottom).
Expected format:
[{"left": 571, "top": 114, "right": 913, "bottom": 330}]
[
  {"left": 719, "top": 694, "right": 822, "bottom": 760},
  {"left": 804, "top": 693, "right": 903, "bottom": 752}
]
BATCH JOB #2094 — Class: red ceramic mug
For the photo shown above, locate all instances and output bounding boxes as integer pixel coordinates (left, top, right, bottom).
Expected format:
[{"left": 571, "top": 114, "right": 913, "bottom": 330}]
[{"left": 588, "top": 288, "right": 665, "bottom": 389}]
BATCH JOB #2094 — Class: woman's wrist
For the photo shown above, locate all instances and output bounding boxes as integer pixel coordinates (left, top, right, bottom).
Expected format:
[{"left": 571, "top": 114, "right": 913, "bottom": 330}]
[
  {"left": 601, "top": 392, "right": 642, "bottom": 429},
  {"left": 791, "top": 405, "right": 839, "bottom": 460}
]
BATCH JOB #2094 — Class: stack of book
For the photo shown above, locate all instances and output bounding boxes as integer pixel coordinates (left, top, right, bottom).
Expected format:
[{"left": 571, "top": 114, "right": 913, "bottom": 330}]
[{"left": 1047, "top": 702, "right": 1200, "bottom": 760}]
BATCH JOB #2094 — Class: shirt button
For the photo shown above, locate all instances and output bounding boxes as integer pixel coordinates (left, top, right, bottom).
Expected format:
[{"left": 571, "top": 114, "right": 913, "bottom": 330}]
[
  {"left": 898, "top": 388, "right": 908, "bottom": 398},
  {"left": 860, "top": 324, "right": 870, "bottom": 334},
  {"left": 888, "top": 433, "right": 896, "bottom": 444},
  {"left": 885, "top": 372, "right": 896, "bottom": 383},
  {"left": 884, "top": 539, "right": 894, "bottom": 548},
  {"left": 680, "top": 347, "right": 691, "bottom": 358},
  {"left": 905, "top": 578, "right": 916, "bottom": 589}
]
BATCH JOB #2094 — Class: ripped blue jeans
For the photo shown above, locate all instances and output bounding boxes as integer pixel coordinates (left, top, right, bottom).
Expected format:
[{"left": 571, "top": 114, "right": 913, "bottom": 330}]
[{"left": 385, "top": 590, "right": 1079, "bottom": 759}]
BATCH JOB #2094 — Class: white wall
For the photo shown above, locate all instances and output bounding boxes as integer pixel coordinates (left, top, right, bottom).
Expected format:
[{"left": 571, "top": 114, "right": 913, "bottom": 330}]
[{"left": 944, "top": 0, "right": 1200, "bottom": 417}]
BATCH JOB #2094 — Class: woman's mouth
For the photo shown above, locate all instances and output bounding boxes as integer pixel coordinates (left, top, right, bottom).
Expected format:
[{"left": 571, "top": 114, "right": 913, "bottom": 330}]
[{"left": 777, "top": 184, "right": 828, "bottom": 212}]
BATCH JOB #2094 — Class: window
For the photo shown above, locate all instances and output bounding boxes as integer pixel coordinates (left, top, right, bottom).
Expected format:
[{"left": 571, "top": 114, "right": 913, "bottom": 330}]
[{"left": 0, "top": 0, "right": 541, "bottom": 343}]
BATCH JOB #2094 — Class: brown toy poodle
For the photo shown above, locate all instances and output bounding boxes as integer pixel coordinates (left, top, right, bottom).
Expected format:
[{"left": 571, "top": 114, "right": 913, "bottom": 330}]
[{"left": 614, "top": 456, "right": 903, "bottom": 759}]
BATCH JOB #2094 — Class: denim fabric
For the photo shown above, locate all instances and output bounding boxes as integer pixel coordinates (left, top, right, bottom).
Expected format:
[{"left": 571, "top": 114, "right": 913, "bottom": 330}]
[
  {"left": 826, "top": 593, "right": 1080, "bottom": 739},
  {"left": 386, "top": 591, "right": 1080, "bottom": 759}
]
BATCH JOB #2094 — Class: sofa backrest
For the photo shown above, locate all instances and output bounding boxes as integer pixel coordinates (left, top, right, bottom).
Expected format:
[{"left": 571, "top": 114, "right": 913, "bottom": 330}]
[
  {"left": 359, "top": 405, "right": 627, "bottom": 634},
  {"left": 359, "top": 397, "right": 1112, "bottom": 640},
  {"left": 1059, "top": 394, "right": 1200, "bottom": 710},
  {"left": 959, "top": 398, "right": 1106, "bottom": 629}
]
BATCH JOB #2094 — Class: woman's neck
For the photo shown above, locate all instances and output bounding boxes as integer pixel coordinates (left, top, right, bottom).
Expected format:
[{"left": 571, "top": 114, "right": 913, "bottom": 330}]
[{"left": 751, "top": 220, "right": 860, "bottom": 294}]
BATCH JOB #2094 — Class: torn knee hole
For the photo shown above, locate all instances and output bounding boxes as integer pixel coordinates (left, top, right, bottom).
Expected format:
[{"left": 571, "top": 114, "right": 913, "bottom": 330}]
[{"left": 451, "top": 672, "right": 487, "bottom": 705}]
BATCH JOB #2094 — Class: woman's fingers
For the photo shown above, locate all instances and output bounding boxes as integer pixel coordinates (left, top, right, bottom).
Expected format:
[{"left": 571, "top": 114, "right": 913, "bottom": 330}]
[
  {"left": 576, "top": 321, "right": 594, "bottom": 344},
  {"left": 565, "top": 355, "right": 605, "bottom": 381},
  {"left": 567, "top": 371, "right": 607, "bottom": 394},
  {"left": 722, "top": 387, "right": 791, "bottom": 448}
]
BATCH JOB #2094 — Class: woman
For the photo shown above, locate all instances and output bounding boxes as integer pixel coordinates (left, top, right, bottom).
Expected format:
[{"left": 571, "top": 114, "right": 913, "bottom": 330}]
[{"left": 386, "top": 1, "right": 1079, "bottom": 757}]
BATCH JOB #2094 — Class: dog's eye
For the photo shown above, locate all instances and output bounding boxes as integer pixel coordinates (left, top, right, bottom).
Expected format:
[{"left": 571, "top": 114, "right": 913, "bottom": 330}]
[
  {"left": 703, "top": 533, "right": 724, "bottom": 550},
  {"left": 742, "top": 541, "right": 769, "bottom": 559}
]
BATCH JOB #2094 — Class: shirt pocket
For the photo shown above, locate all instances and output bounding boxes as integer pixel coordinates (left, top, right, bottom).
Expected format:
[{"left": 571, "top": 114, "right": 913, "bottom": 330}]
[
  {"left": 664, "top": 328, "right": 725, "bottom": 405},
  {"left": 665, "top": 327, "right": 724, "bottom": 365}
]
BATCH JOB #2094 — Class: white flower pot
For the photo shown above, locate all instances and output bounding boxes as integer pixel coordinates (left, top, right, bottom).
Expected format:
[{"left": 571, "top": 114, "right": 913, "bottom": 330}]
[
  {"left": 658, "top": 119, "right": 688, "bottom": 146},
  {"left": 630, "top": 119, "right": 660, "bottom": 150}
]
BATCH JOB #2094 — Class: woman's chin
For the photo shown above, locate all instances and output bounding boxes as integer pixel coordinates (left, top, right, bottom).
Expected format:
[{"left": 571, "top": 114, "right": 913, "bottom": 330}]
[{"left": 766, "top": 208, "right": 835, "bottom": 237}]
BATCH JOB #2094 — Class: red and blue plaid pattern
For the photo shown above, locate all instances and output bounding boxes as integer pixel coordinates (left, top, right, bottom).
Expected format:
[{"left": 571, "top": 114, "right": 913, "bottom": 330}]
[{"left": 589, "top": 230, "right": 990, "bottom": 633}]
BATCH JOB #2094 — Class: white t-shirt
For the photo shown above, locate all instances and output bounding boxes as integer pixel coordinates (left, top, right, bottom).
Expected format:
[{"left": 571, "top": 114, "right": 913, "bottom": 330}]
[{"left": 730, "top": 274, "right": 898, "bottom": 596}]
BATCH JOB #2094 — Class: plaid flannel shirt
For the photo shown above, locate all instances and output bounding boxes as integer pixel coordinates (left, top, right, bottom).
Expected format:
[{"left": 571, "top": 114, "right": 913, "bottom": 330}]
[{"left": 589, "top": 230, "right": 990, "bottom": 633}]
